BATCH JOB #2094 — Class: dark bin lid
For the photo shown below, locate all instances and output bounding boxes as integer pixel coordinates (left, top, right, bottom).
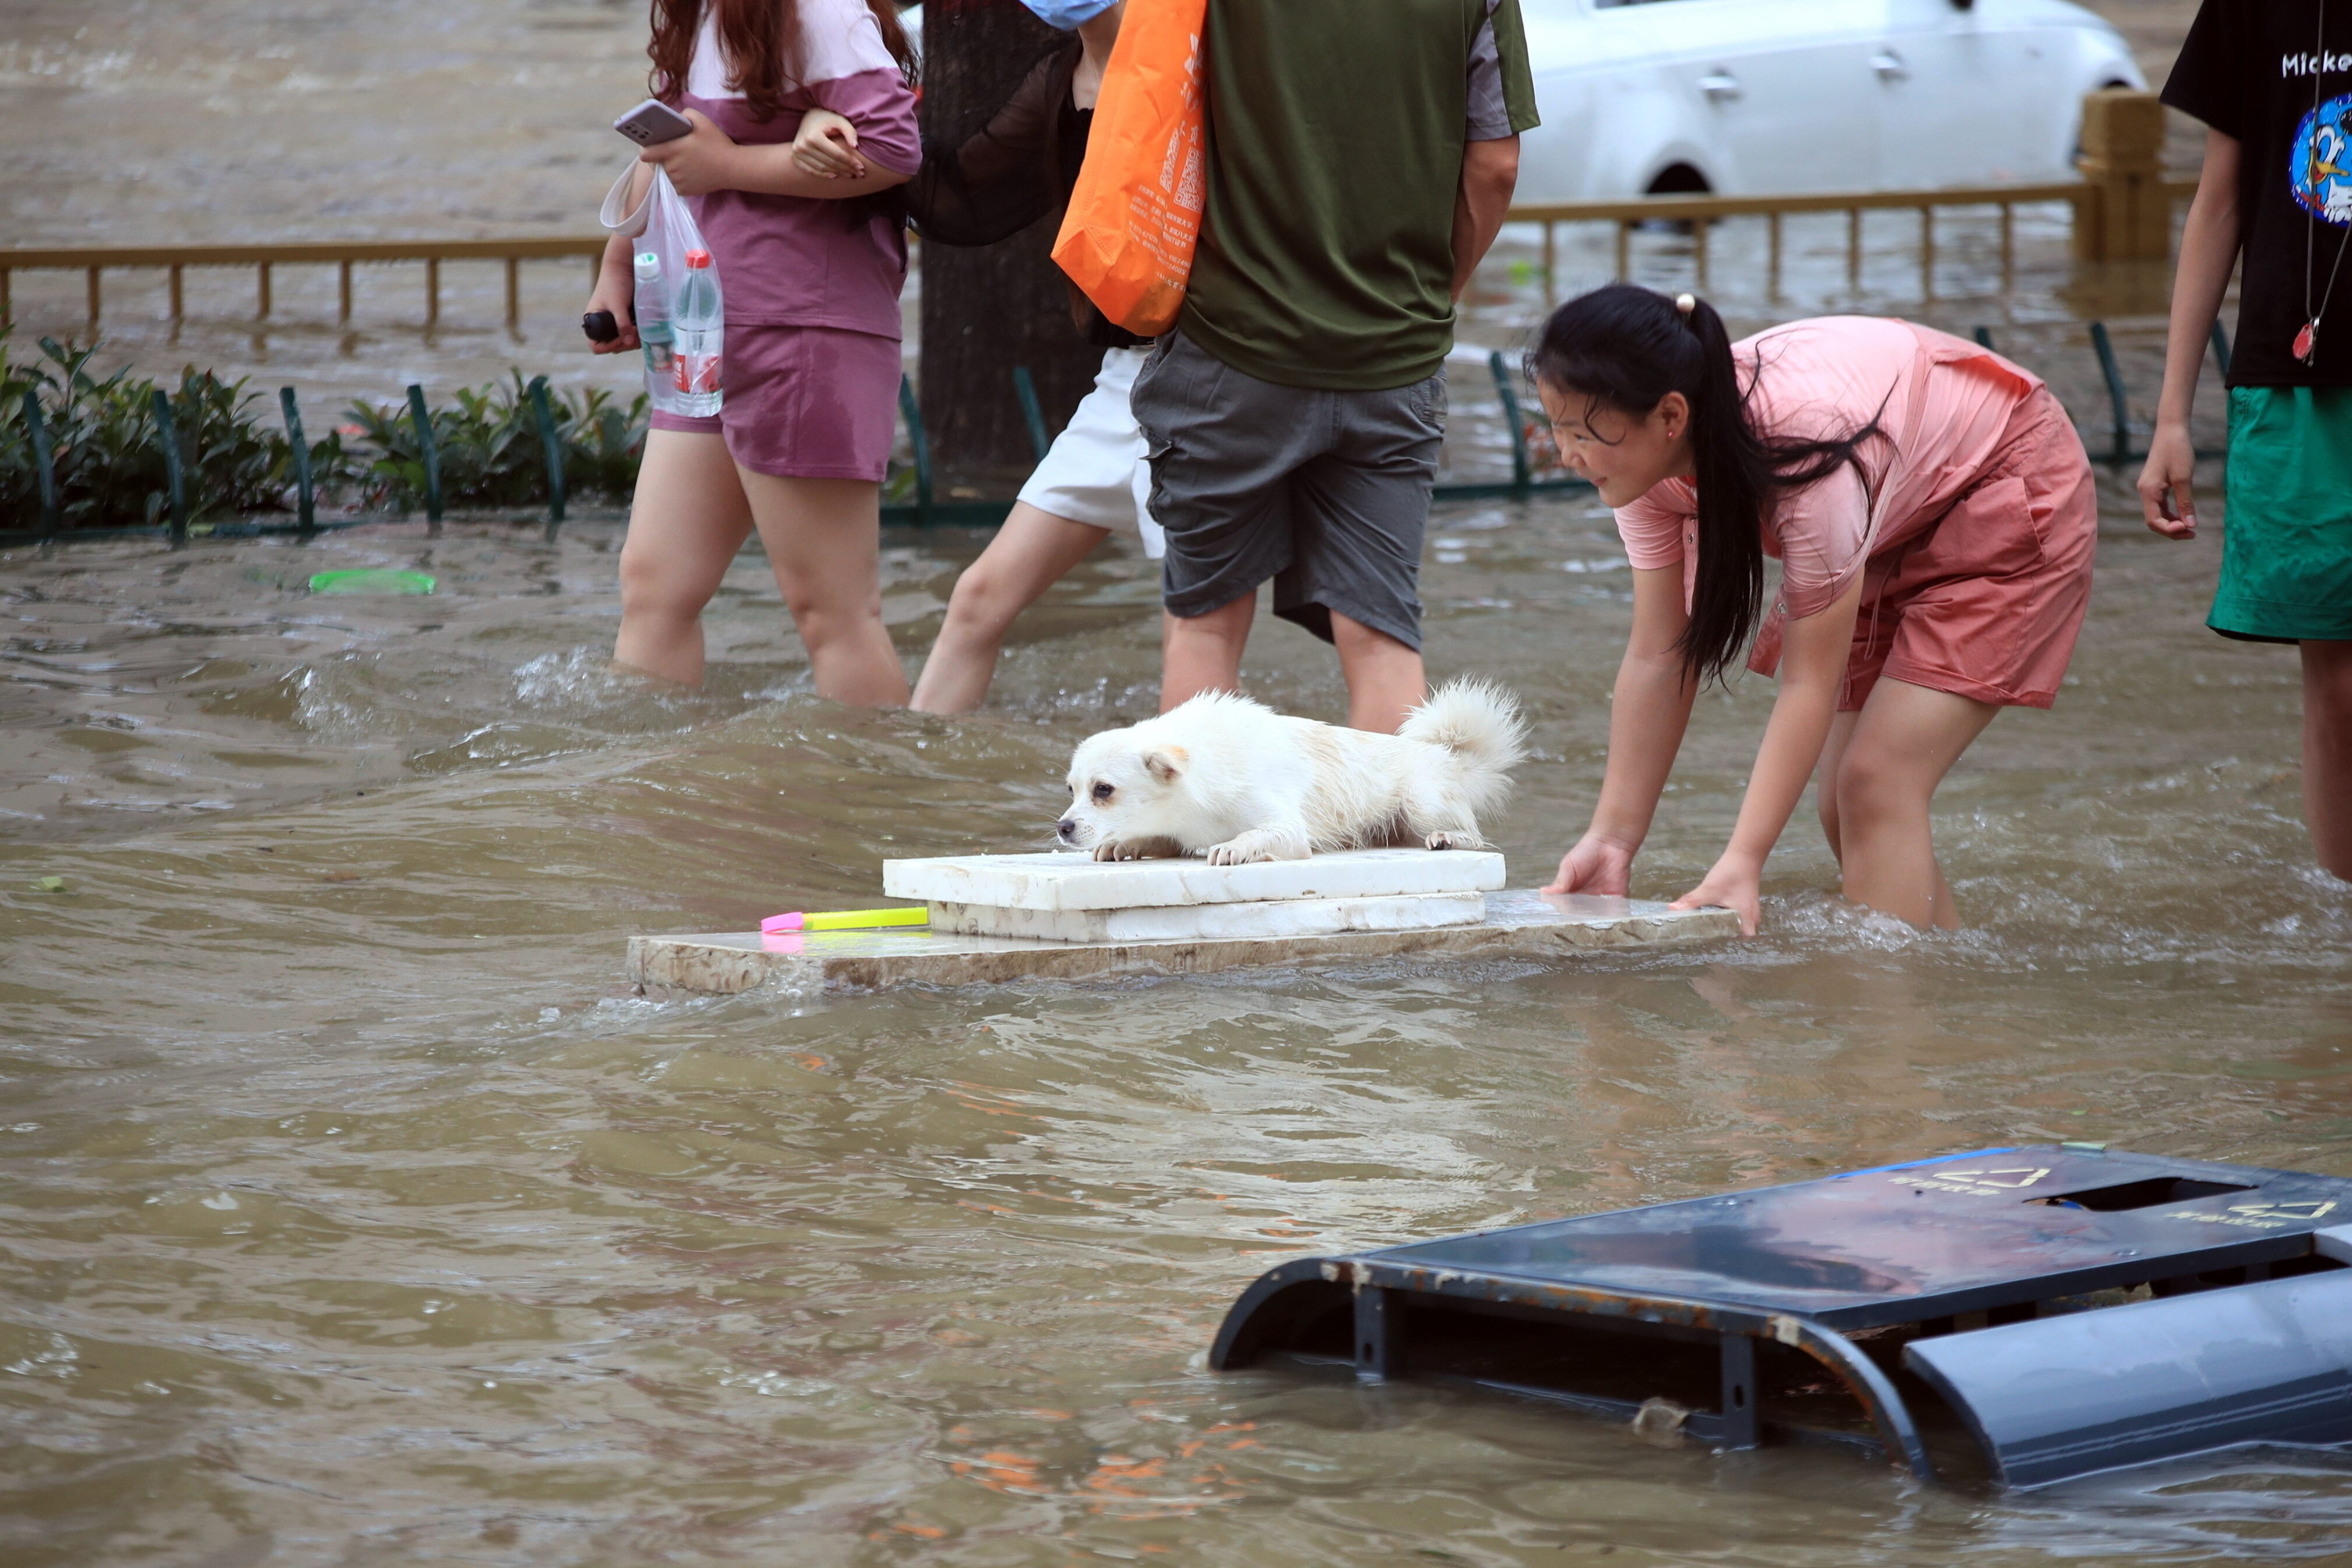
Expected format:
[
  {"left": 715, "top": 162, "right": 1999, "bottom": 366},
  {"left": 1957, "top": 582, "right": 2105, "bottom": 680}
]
[{"left": 1369, "top": 1146, "right": 2352, "bottom": 1329}]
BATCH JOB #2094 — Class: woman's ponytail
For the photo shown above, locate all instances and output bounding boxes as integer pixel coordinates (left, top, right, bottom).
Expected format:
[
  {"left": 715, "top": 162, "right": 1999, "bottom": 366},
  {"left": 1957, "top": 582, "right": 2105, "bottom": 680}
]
[
  {"left": 1675, "top": 294, "right": 1769, "bottom": 684},
  {"left": 1529, "top": 285, "right": 1884, "bottom": 684}
]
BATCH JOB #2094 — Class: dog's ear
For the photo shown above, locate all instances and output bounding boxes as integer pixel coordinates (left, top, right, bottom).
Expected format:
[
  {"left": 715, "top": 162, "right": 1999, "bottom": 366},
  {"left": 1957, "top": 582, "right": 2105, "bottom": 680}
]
[{"left": 1143, "top": 746, "right": 1187, "bottom": 784}]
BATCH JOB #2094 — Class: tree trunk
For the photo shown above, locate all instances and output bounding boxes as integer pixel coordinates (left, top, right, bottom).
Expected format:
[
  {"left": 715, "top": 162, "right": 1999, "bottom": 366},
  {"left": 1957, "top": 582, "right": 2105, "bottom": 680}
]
[{"left": 918, "top": 0, "right": 1101, "bottom": 492}]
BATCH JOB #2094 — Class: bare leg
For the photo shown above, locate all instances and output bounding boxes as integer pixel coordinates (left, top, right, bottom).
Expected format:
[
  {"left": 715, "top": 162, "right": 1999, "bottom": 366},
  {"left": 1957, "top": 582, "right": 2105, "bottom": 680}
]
[
  {"left": 911, "top": 503, "right": 1112, "bottom": 714},
  {"left": 1161, "top": 593, "right": 1255, "bottom": 711},
  {"left": 738, "top": 470, "right": 909, "bottom": 708},
  {"left": 2306, "top": 639, "right": 2352, "bottom": 880},
  {"left": 1828, "top": 678, "right": 2001, "bottom": 929},
  {"left": 1814, "top": 710, "right": 1863, "bottom": 860},
  {"left": 1331, "top": 611, "right": 1425, "bottom": 735},
  {"left": 613, "top": 430, "right": 754, "bottom": 688}
]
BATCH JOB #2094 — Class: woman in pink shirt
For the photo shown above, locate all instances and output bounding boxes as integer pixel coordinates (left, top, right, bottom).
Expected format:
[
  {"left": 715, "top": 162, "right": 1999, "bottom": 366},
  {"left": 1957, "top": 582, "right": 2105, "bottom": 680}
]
[
  {"left": 586, "top": 0, "right": 919, "bottom": 703},
  {"left": 1535, "top": 286, "right": 2097, "bottom": 934}
]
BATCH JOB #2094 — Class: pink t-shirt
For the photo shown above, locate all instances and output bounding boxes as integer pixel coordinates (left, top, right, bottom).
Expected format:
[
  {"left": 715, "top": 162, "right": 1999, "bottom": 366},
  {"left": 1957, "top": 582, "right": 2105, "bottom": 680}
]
[
  {"left": 678, "top": 0, "right": 920, "bottom": 338},
  {"left": 1613, "top": 318, "right": 2046, "bottom": 619}
]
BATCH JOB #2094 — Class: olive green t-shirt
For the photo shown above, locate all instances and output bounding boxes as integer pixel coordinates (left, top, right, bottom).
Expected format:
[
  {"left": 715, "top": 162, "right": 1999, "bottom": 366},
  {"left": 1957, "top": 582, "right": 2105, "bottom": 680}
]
[{"left": 1178, "top": 0, "right": 1539, "bottom": 391}]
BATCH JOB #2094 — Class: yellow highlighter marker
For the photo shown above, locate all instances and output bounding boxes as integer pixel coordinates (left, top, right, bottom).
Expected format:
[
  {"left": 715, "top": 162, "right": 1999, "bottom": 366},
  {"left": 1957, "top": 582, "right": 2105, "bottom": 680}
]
[{"left": 760, "top": 907, "right": 929, "bottom": 935}]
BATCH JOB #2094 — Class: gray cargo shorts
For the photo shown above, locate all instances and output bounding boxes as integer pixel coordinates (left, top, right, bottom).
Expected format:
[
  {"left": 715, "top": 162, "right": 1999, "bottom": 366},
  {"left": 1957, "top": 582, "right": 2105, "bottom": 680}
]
[{"left": 1129, "top": 331, "right": 1445, "bottom": 650}]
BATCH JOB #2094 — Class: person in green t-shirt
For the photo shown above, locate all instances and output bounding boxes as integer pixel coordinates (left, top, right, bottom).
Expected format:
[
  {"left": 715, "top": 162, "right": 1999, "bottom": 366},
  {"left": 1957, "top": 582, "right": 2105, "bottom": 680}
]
[{"left": 1129, "top": 0, "right": 1539, "bottom": 734}]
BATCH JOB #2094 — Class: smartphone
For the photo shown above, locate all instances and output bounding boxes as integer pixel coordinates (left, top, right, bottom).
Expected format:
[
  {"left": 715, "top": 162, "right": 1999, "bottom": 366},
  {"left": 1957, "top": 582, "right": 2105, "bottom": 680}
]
[{"left": 614, "top": 99, "right": 693, "bottom": 147}]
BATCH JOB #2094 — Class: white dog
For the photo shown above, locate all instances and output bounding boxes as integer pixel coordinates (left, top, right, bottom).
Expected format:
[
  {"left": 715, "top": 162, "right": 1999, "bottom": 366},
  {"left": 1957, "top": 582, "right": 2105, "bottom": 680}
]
[{"left": 1055, "top": 680, "right": 1527, "bottom": 865}]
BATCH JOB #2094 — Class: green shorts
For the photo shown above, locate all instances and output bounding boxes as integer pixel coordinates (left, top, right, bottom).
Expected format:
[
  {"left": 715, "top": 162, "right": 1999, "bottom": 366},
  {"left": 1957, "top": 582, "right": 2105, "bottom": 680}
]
[{"left": 2216, "top": 385, "right": 2352, "bottom": 644}]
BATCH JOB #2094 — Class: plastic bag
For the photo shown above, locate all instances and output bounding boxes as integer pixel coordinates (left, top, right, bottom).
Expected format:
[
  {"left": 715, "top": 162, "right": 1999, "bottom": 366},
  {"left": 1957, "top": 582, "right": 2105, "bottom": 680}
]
[
  {"left": 599, "top": 159, "right": 724, "bottom": 416},
  {"left": 1051, "top": 0, "right": 1209, "bottom": 337}
]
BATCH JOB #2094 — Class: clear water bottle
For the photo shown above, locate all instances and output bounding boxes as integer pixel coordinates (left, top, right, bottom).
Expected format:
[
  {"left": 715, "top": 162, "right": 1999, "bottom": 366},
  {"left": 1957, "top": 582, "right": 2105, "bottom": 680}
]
[
  {"left": 633, "top": 252, "right": 674, "bottom": 384},
  {"left": 671, "top": 247, "right": 724, "bottom": 417}
]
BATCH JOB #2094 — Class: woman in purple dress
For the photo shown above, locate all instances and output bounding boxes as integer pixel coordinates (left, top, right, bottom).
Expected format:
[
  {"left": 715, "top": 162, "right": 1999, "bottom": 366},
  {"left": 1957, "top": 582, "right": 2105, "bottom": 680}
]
[{"left": 586, "top": 0, "right": 918, "bottom": 702}]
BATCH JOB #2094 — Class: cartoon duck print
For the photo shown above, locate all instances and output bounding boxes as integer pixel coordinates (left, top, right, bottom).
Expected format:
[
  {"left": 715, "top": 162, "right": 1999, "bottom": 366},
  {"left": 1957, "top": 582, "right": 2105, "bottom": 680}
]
[{"left": 2293, "top": 91, "right": 2352, "bottom": 225}]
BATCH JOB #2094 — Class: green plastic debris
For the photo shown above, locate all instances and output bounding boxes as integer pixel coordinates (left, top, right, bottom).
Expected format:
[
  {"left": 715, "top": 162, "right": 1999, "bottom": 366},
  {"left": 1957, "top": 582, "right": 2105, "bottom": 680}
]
[
  {"left": 308, "top": 568, "right": 435, "bottom": 596},
  {"left": 33, "top": 877, "right": 65, "bottom": 892}
]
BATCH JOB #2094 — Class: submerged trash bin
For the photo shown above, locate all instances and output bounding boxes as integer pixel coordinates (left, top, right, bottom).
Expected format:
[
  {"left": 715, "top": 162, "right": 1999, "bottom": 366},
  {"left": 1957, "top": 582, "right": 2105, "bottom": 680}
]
[{"left": 1209, "top": 1145, "right": 2352, "bottom": 1487}]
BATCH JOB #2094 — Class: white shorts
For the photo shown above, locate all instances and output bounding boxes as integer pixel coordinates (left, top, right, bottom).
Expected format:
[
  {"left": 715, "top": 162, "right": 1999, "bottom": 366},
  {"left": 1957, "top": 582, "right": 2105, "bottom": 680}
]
[{"left": 1015, "top": 346, "right": 1165, "bottom": 559}]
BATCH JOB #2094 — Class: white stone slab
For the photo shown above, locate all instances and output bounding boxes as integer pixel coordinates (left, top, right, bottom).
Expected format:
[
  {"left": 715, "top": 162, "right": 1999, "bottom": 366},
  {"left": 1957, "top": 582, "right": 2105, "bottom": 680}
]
[
  {"left": 626, "top": 890, "right": 1739, "bottom": 996},
  {"left": 881, "top": 847, "right": 1505, "bottom": 913},
  {"left": 932, "top": 891, "right": 1486, "bottom": 943}
]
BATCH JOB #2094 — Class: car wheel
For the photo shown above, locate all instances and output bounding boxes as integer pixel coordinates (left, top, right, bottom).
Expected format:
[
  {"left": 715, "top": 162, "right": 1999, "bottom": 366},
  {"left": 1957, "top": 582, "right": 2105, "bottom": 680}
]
[
  {"left": 1640, "top": 165, "right": 1711, "bottom": 234},
  {"left": 1645, "top": 164, "right": 1712, "bottom": 196}
]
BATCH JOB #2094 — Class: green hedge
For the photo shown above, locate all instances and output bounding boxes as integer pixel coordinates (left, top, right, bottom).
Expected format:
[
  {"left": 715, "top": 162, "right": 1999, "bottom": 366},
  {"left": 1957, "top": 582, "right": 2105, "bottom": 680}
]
[{"left": 0, "top": 334, "right": 650, "bottom": 532}]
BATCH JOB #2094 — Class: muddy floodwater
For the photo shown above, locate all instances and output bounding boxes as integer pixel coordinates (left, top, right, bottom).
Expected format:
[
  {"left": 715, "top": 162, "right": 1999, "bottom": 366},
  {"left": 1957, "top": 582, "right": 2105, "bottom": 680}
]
[
  {"left": 8, "top": 0, "right": 2352, "bottom": 1561},
  {"left": 7, "top": 456, "right": 2352, "bottom": 1564}
]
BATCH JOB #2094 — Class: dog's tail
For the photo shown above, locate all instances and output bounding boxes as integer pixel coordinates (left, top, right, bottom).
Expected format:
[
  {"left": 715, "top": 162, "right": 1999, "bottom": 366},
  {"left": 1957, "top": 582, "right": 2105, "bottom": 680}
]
[{"left": 1399, "top": 677, "right": 1528, "bottom": 811}]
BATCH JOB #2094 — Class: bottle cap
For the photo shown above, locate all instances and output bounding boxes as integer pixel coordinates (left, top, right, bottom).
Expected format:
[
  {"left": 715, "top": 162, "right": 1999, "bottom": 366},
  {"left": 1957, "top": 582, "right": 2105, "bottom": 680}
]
[
  {"left": 684, "top": 249, "right": 712, "bottom": 270},
  {"left": 633, "top": 252, "right": 659, "bottom": 280}
]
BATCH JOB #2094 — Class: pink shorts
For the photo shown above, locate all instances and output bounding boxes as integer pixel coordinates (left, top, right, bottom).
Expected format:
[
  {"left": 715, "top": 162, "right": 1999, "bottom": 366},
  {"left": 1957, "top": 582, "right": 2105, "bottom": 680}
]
[
  {"left": 648, "top": 323, "right": 902, "bottom": 483},
  {"left": 1751, "top": 387, "right": 2097, "bottom": 711}
]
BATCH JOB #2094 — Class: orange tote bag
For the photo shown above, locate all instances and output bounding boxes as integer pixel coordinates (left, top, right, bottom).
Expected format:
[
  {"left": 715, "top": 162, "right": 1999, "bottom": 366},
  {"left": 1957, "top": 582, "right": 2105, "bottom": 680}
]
[{"left": 1051, "top": 0, "right": 1210, "bottom": 337}]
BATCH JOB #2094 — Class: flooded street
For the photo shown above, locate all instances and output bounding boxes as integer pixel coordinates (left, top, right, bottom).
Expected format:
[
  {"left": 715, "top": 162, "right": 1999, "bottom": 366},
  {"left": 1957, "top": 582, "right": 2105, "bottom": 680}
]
[
  {"left": 7, "top": 468, "right": 2352, "bottom": 1563},
  {"left": 8, "top": 0, "right": 2352, "bottom": 1561}
]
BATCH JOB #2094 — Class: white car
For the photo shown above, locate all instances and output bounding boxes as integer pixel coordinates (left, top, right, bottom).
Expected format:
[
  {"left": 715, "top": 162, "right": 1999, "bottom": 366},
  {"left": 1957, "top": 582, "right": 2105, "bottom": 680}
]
[{"left": 1515, "top": 0, "right": 2147, "bottom": 201}]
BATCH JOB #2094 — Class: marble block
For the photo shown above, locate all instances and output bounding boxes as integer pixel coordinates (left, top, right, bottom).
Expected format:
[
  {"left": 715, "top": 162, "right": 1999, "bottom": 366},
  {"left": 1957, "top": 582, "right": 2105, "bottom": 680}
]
[
  {"left": 882, "top": 847, "right": 1504, "bottom": 912},
  {"left": 931, "top": 891, "right": 1486, "bottom": 943},
  {"left": 626, "top": 890, "right": 1739, "bottom": 997}
]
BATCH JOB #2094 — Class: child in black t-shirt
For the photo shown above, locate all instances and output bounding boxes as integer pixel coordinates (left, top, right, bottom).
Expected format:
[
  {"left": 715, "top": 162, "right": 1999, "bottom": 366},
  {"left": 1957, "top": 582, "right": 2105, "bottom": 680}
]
[{"left": 2143, "top": 0, "right": 2352, "bottom": 880}]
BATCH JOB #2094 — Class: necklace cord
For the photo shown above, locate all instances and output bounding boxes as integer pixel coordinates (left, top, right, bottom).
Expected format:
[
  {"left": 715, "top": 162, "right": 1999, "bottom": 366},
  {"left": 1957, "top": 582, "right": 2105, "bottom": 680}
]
[{"left": 2305, "top": 0, "right": 2351, "bottom": 359}]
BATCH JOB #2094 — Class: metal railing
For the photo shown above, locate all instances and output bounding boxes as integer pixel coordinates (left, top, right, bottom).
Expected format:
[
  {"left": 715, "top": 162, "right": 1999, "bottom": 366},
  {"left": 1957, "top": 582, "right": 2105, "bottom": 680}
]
[
  {"left": 0, "top": 238, "right": 606, "bottom": 332},
  {"left": 881, "top": 350, "right": 1581, "bottom": 531},
  {"left": 2, "top": 372, "right": 583, "bottom": 546},
  {"left": 0, "top": 154, "right": 2211, "bottom": 542},
  {"left": 0, "top": 314, "right": 2214, "bottom": 547},
  {"left": 1512, "top": 177, "right": 2201, "bottom": 302},
  {"left": 0, "top": 172, "right": 2200, "bottom": 334}
]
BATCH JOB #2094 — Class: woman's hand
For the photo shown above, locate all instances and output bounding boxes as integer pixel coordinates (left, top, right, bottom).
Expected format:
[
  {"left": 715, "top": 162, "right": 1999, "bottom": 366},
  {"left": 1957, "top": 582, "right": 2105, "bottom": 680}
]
[
  {"left": 1544, "top": 564, "right": 1700, "bottom": 904},
  {"left": 640, "top": 108, "right": 742, "bottom": 197},
  {"left": 1544, "top": 832, "right": 1635, "bottom": 898},
  {"left": 792, "top": 109, "right": 866, "bottom": 179},
  {"left": 1671, "top": 851, "right": 1762, "bottom": 937},
  {"left": 2136, "top": 422, "right": 2199, "bottom": 539},
  {"left": 646, "top": 106, "right": 906, "bottom": 200},
  {"left": 586, "top": 245, "right": 640, "bottom": 356}
]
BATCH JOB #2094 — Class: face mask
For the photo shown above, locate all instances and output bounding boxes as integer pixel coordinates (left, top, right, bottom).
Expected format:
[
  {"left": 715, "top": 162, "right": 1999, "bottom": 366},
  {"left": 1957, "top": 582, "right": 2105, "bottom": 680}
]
[{"left": 1017, "top": 0, "right": 1118, "bottom": 28}]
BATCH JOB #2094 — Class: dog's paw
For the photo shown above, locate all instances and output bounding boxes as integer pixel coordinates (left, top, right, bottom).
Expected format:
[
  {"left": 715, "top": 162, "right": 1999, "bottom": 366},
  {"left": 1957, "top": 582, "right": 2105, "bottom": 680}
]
[
  {"left": 1425, "top": 829, "right": 1489, "bottom": 851},
  {"left": 1206, "top": 829, "right": 1308, "bottom": 865},
  {"left": 1094, "top": 837, "right": 1184, "bottom": 862}
]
